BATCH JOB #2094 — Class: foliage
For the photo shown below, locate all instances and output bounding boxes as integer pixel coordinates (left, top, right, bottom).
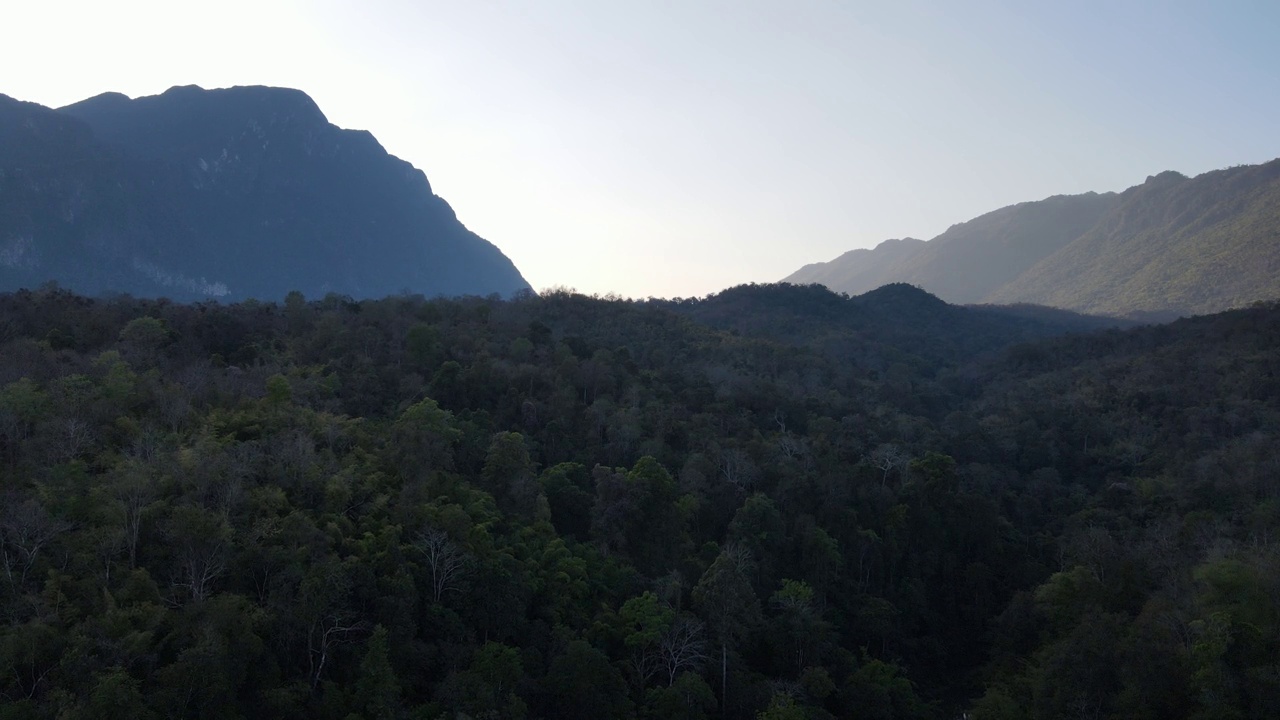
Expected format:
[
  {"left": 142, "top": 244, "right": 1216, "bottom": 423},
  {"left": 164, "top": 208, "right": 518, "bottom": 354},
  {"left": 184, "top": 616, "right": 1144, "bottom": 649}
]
[{"left": 0, "top": 283, "right": 1277, "bottom": 718}]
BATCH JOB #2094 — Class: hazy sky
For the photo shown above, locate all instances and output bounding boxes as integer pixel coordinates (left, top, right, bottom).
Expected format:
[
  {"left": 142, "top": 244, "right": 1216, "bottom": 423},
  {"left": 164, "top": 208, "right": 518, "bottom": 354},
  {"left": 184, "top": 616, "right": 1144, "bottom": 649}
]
[{"left": 3, "top": 1, "right": 1278, "bottom": 298}]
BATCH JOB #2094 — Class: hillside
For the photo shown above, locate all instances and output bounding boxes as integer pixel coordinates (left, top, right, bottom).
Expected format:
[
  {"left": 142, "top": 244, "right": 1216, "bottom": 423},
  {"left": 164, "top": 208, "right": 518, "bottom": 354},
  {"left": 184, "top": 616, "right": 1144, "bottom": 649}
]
[
  {"left": 2, "top": 282, "right": 1275, "bottom": 718},
  {"left": 785, "top": 159, "right": 1280, "bottom": 317},
  {"left": 0, "top": 86, "right": 530, "bottom": 301},
  {"left": 988, "top": 161, "right": 1280, "bottom": 316}
]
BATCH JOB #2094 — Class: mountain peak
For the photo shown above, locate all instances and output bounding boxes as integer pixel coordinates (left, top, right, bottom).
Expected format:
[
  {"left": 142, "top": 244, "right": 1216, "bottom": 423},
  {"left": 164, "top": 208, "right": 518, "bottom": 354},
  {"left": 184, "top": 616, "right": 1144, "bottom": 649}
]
[
  {"left": 859, "top": 281, "right": 943, "bottom": 302},
  {"left": 58, "top": 90, "right": 131, "bottom": 110},
  {"left": 1143, "top": 169, "right": 1188, "bottom": 185}
]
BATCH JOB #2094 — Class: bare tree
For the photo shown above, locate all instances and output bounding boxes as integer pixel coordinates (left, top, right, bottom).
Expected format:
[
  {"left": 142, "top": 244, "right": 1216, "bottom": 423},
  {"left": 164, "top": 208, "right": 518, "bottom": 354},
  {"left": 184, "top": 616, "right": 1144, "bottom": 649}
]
[
  {"left": 777, "top": 433, "right": 805, "bottom": 461},
  {"left": 718, "top": 448, "right": 759, "bottom": 492},
  {"left": 722, "top": 542, "right": 754, "bottom": 574},
  {"left": 294, "top": 559, "right": 366, "bottom": 688},
  {"left": 630, "top": 643, "right": 662, "bottom": 687},
  {"left": 157, "top": 381, "right": 193, "bottom": 433},
  {"left": 1, "top": 498, "right": 72, "bottom": 588},
  {"left": 57, "top": 418, "right": 95, "bottom": 463},
  {"left": 413, "top": 527, "right": 469, "bottom": 603},
  {"left": 777, "top": 433, "right": 814, "bottom": 471},
  {"left": 869, "top": 444, "right": 909, "bottom": 487},
  {"left": 309, "top": 614, "right": 367, "bottom": 689},
  {"left": 90, "top": 526, "right": 126, "bottom": 587},
  {"left": 1067, "top": 525, "right": 1119, "bottom": 583},
  {"left": 165, "top": 506, "right": 229, "bottom": 603},
  {"left": 111, "top": 464, "right": 157, "bottom": 569},
  {"left": 128, "top": 424, "right": 166, "bottom": 462},
  {"left": 854, "top": 528, "right": 881, "bottom": 591},
  {"left": 658, "top": 615, "right": 708, "bottom": 686},
  {"left": 176, "top": 540, "right": 226, "bottom": 604}
]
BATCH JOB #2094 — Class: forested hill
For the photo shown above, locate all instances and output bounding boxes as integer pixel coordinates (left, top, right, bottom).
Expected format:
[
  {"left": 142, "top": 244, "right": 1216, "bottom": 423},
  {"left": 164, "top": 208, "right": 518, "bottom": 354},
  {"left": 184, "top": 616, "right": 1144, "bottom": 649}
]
[
  {"left": 1, "top": 283, "right": 1277, "bottom": 719},
  {"left": 785, "top": 158, "right": 1280, "bottom": 318},
  {"left": 0, "top": 86, "right": 530, "bottom": 301},
  {"left": 659, "top": 282, "right": 1123, "bottom": 369}
]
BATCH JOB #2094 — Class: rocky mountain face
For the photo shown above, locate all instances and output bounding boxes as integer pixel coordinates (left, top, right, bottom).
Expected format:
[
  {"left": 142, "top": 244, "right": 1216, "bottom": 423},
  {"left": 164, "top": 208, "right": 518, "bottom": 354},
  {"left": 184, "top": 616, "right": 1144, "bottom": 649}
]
[
  {"left": 0, "top": 85, "right": 531, "bottom": 301},
  {"left": 785, "top": 159, "right": 1280, "bottom": 318}
]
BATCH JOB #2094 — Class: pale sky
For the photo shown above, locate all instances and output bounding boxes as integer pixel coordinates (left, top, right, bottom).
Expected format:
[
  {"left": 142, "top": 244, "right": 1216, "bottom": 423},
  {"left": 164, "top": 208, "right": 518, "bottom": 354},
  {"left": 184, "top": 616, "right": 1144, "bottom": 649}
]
[{"left": 3, "top": 1, "right": 1277, "bottom": 298}]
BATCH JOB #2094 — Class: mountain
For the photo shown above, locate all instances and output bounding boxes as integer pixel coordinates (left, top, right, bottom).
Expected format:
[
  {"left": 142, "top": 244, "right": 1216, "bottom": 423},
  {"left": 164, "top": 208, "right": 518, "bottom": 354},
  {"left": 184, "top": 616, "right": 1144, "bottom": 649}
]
[
  {"left": 987, "top": 162, "right": 1280, "bottom": 316},
  {"left": 0, "top": 85, "right": 531, "bottom": 300},
  {"left": 784, "top": 159, "right": 1280, "bottom": 317}
]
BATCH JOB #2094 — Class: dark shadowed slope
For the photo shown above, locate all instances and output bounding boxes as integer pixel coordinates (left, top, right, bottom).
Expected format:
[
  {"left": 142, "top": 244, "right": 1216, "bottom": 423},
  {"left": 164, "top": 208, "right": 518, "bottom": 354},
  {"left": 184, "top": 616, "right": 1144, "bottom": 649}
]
[
  {"left": 0, "top": 85, "right": 530, "bottom": 301},
  {"left": 658, "top": 282, "right": 1124, "bottom": 372}
]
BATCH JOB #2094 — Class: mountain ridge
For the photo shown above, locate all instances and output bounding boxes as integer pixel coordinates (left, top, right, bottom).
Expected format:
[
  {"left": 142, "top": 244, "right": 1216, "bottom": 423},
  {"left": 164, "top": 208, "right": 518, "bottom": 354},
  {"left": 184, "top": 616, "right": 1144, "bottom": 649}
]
[
  {"left": 785, "top": 159, "right": 1280, "bottom": 317},
  {"left": 988, "top": 159, "right": 1280, "bottom": 315}
]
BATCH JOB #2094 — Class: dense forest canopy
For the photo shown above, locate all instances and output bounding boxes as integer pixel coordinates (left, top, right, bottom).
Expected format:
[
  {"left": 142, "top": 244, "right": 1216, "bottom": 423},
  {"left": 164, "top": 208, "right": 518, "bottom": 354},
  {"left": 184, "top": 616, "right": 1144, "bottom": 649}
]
[{"left": 0, "top": 282, "right": 1277, "bottom": 719}]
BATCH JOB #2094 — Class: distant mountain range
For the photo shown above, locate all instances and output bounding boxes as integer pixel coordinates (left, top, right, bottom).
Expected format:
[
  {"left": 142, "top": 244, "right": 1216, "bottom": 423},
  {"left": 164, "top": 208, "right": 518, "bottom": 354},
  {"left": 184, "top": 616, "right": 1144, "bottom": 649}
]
[
  {"left": 785, "top": 159, "right": 1280, "bottom": 318},
  {"left": 0, "top": 85, "right": 531, "bottom": 301}
]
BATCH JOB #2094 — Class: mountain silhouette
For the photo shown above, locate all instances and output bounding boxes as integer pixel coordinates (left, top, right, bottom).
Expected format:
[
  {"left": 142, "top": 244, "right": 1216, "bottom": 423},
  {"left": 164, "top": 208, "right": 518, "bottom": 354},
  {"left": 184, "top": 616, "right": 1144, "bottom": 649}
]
[{"left": 0, "top": 85, "right": 530, "bottom": 301}]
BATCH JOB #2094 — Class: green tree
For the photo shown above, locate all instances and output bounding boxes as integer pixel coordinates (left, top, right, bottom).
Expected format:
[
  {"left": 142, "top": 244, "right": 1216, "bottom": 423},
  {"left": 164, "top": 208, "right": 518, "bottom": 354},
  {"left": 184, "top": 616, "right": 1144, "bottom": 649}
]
[
  {"left": 437, "top": 641, "right": 528, "bottom": 720},
  {"left": 841, "top": 653, "right": 933, "bottom": 720},
  {"left": 391, "top": 396, "right": 461, "bottom": 474},
  {"left": 693, "top": 545, "right": 761, "bottom": 713},
  {"left": 621, "top": 591, "right": 675, "bottom": 685},
  {"left": 82, "top": 667, "right": 156, "bottom": 720},
  {"left": 544, "top": 639, "right": 633, "bottom": 720},
  {"left": 353, "top": 626, "right": 400, "bottom": 720},
  {"left": 482, "top": 432, "right": 541, "bottom": 518},
  {"left": 757, "top": 694, "right": 806, "bottom": 720},
  {"left": 643, "top": 671, "right": 717, "bottom": 720},
  {"left": 538, "top": 462, "right": 593, "bottom": 540},
  {"left": 769, "top": 579, "right": 829, "bottom": 675},
  {"left": 118, "top": 316, "right": 169, "bottom": 365}
]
